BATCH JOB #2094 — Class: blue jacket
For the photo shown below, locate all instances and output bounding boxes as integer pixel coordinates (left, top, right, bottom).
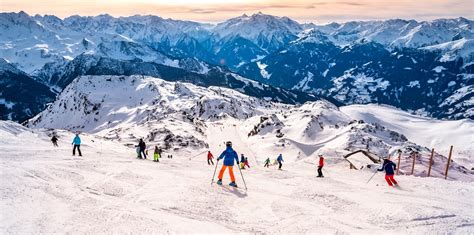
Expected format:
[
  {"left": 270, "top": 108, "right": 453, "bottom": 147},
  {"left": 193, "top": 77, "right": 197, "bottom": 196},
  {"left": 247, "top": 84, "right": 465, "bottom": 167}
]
[
  {"left": 277, "top": 154, "right": 283, "bottom": 162},
  {"left": 378, "top": 160, "right": 396, "bottom": 175},
  {"left": 219, "top": 146, "right": 239, "bottom": 166},
  {"left": 72, "top": 135, "right": 81, "bottom": 145}
]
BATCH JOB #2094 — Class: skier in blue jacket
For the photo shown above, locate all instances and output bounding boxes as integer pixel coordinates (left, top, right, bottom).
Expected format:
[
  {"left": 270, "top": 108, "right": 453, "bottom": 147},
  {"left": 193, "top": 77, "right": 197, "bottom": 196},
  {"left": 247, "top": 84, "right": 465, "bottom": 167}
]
[
  {"left": 72, "top": 133, "right": 82, "bottom": 156},
  {"left": 217, "top": 141, "right": 239, "bottom": 187},
  {"left": 277, "top": 154, "right": 284, "bottom": 170}
]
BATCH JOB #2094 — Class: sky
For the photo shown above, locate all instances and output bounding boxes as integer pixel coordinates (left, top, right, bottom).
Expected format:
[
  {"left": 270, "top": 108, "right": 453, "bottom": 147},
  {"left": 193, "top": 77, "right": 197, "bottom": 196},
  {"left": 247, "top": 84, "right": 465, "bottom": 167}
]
[{"left": 1, "top": 0, "right": 473, "bottom": 24}]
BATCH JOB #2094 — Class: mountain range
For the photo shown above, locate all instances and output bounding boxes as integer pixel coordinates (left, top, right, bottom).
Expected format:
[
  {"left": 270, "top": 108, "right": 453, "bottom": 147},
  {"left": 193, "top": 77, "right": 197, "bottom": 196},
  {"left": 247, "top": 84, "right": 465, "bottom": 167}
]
[{"left": 0, "top": 11, "right": 473, "bottom": 121}]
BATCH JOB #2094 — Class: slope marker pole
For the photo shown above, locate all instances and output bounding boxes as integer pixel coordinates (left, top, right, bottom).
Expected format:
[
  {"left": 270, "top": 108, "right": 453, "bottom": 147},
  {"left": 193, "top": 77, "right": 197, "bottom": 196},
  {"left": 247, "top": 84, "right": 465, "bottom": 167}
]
[
  {"left": 444, "top": 146, "right": 453, "bottom": 180},
  {"left": 396, "top": 151, "right": 401, "bottom": 175},
  {"left": 427, "top": 148, "right": 434, "bottom": 177}
]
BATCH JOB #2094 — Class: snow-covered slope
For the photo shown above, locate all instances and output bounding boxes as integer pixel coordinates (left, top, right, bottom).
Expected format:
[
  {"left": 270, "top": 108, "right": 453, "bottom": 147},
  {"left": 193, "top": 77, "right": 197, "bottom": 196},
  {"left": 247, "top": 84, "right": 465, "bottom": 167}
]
[
  {"left": 27, "top": 75, "right": 472, "bottom": 180},
  {"left": 341, "top": 104, "right": 474, "bottom": 167},
  {"left": 1, "top": 117, "right": 474, "bottom": 233}
]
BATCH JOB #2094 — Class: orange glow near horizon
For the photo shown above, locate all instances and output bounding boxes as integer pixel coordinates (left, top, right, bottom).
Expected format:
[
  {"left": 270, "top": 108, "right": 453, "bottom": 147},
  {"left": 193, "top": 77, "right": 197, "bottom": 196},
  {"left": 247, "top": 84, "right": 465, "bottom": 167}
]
[{"left": 1, "top": 0, "right": 473, "bottom": 23}]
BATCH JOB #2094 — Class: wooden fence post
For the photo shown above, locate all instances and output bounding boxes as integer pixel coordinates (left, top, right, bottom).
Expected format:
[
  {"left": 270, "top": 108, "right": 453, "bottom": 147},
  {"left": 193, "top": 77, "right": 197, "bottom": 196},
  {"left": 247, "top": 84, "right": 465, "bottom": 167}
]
[
  {"left": 445, "top": 146, "right": 453, "bottom": 179},
  {"left": 427, "top": 148, "right": 434, "bottom": 177},
  {"left": 411, "top": 152, "right": 416, "bottom": 175},
  {"left": 397, "top": 151, "right": 401, "bottom": 175}
]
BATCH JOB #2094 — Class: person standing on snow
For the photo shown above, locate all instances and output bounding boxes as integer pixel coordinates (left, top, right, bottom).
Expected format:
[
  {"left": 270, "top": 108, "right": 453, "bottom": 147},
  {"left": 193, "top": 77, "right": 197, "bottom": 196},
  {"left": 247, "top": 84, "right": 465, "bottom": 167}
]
[
  {"left": 378, "top": 158, "right": 398, "bottom": 186},
  {"left": 240, "top": 154, "right": 246, "bottom": 169},
  {"left": 207, "top": 151, "right": 214, "bottom": 165},
  {"left": 216, "top": 141, "right": 239, "bottom": 187},
  {"left": 153, "top": 146, "right": 160, "bottom": 162},
  {"left": 244, "top": 157, "right": 250, "bottom": 169},
  {"left": 72, "top": 133, "right": 82, "bottom": 156},
  {"left": 264, "top": 158, "right": 271, "bottom": 168},
  {"left": 277, "top": 154, "right": 284, "bottom": 170},
  {"left": 317, "top": 154, "right": 324, "bottom": 177},
  {"left": 138, "top": 139, "right": 147, "bottom": 159},
  {"left": 51, "top": 135, "right": 59, "bottom": 147}
]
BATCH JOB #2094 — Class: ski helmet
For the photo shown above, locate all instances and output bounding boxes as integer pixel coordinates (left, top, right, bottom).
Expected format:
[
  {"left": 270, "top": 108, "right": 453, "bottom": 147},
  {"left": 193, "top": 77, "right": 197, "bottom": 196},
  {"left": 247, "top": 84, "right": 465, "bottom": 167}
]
[{"left": 226, "top": 141, "right": 232, "bottom": 147}]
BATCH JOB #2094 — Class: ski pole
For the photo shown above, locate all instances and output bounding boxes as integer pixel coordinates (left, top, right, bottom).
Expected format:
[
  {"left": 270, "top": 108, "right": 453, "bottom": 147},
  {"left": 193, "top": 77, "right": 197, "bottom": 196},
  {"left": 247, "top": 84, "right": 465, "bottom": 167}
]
[
  {"left": 189, "top": 150, "right": 208, "bottom": 161},
  {"left": 366, "top": 170, "right": 378, "bottom": 184},
  {"left": 210, "top": 159, "right": 219, "bottom": 185},
  {"left": 237, "top": 163, "right": 248, "bottom": 190}
]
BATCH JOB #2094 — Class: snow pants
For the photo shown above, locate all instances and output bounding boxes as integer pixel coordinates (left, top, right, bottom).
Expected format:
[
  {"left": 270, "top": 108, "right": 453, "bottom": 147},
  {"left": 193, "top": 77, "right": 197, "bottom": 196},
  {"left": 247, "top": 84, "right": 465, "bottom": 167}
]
[
  {"left": 385, "top": 174, "right": 398, "bottom": 186},
  {"left": 317, "top": 166, "right": 323, "bottom": 177},
  {"left": 154, "top": 153, "right": 160, "bottom": 162},
  {"left": 208, "top": 158, "right": 214, "bottom": 165},
  {"left": 73, "top": 144, "right": 82, "bottom": 156},
  {"left": 278, "top": 161, "right": 282, "bottom": 169},
  {"left": 218, "top": 165, "right": 235, "bottom": 182}
]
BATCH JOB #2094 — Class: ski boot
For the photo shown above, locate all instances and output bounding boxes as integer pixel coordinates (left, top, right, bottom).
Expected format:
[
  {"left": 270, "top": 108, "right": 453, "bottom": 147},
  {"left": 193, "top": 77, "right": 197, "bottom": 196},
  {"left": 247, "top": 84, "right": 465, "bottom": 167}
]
[
  {"left": 229, "top": 182, "right": 238, "bottom": 188},
  {"left": 216, "top": 179, "right": 222, "bottom": 185}
]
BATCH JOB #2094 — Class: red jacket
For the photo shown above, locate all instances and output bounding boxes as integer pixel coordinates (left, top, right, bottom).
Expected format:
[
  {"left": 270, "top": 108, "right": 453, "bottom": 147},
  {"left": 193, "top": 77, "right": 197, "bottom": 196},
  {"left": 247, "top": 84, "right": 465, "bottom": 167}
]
[
  {"left": 207, "top": 152, "right": 213, "bottom": 159},
  {"left": 318, "top": 157, "right": 324, "bottom": 167}
]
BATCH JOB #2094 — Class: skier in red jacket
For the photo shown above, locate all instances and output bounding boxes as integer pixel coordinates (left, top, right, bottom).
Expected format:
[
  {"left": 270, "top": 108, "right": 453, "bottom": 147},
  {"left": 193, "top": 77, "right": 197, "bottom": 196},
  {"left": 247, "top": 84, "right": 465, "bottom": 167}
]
[
  {"left": 317, "top": 154, "right": 324, "bottom": 177},
  {"left": 207, "top": 151, "right": 214, "bottom": 165}
]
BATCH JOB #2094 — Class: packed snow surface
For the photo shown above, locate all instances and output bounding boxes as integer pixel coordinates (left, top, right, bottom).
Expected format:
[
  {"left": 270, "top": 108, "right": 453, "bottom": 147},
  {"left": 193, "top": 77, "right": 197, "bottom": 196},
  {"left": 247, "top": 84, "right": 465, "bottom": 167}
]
[{"left": 1, "top": 120, "right": 473, "bottom": 233}]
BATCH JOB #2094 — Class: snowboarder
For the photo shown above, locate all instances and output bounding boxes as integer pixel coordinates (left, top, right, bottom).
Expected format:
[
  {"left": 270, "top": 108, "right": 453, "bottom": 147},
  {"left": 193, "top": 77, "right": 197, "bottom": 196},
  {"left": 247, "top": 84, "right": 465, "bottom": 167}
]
[
  {"left": 153, "top": 146, "right": 160, "bottom": 162},
  {"left": 378, "top": 158, "right": 398, "bottom": 186},
  {"left": 72, "top": 133, "right": 82, "bottom": 156},
  {"left": 277, "top": 154, "right": 284, "bottom": 170},
  {"left": 207, "top": 151, "right": 214, "bottom": 165},
  {"left": 317, "top": 154, "right": 324, "bottom": 177},
  {"left": 264, "top": 158, "right": 270, "bottom": 168},
  {"left": 51, "top": 135, "right": 58, "bottom": 147},
  {"left": 216, "top": 141, "right": 239, "bottom": 187},
  {"left": 138, "top": 139, "right": 147, "bottom": 159}
]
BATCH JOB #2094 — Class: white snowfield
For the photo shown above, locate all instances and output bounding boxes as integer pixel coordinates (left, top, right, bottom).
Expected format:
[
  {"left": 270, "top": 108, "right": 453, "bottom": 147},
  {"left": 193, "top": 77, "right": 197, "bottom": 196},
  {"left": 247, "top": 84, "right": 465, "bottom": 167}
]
[
  {"left": 2, "top": 75, "right": 473, "bottom": 233},
  {"left": 1, "top": 120, "right": 473, "bottom": 233}
]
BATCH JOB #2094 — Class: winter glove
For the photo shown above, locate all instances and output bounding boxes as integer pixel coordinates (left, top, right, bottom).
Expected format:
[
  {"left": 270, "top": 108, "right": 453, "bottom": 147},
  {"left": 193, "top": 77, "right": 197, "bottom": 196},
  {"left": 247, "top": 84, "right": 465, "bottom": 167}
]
[{"left": 237, "top": 161, "right": 240, "bottom": 164}]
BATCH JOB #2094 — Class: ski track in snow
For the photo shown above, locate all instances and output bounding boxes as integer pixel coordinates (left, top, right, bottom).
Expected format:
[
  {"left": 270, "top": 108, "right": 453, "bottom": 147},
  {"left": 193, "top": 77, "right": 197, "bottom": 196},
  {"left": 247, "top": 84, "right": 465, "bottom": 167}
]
[{"left": 0, "top": 122, "right": 473, "bottom": 233}]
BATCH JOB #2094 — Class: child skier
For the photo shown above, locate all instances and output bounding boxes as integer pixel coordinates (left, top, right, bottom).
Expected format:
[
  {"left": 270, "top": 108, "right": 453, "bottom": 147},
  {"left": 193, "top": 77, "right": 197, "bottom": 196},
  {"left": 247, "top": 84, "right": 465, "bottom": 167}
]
[
  {"left": 240, "top": 154, "right": 246, "bottom": 169},
  {"left": 207, "top": 151, "right": 214, "bottom": 165},
  {"left": 378, "top": 158, "right": 398, "bottom": 186},
  {"left": 264, "top": 158, "right": 270, "bottom": 168},
  {"left": 317, "top": 154, "right": 324, "bottom": 177},
  {"left": 216, "top": 141, "right": 239, "bottom": 187},
  {"left": 277, "top": 154, "right": 284, "bottom": 170},
  {"left": 153, "top": 146, "right": 160, "bottom": 162},
  {"left": 244, "top": 157, "right": 250, "bottom": 169}
]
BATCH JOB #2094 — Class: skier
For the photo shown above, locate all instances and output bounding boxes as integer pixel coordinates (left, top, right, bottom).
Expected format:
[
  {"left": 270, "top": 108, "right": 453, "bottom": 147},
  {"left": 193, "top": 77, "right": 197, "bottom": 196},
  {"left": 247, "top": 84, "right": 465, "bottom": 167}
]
[
  {"left": 378, "top": 158, "right": 398, "bottom": 186},
  {"left": 240, "top": 154, "right": 246, "bottom": 169},
  {"left": 264, "top": 158, "right": 271, "bottom": 168},
  {"left": 72, "top": 133, "right": 82, "bottom": 156},
  {"left": 138, "top": 139, "right": 147, "bottom": 159},
  {"left": 277, "top": 154, "right": 284, "bottom": 170},
  {"left": 244, "top": 157, "right": 250, "bottom": 169},
  {"left": 207, "top": 151, "right": 214, "bottom": 165},
  {"left": 51, "top": 135, "right": 58, "bottom": 147},
  {"left": 216, "top": 141, "right": 239, "bottom": 187},
  {"left": 317, "top": 154, "right": 324, "bottom": 177},
  {"left": 153, "top": 146, "right": 160, "bottom": 162}
]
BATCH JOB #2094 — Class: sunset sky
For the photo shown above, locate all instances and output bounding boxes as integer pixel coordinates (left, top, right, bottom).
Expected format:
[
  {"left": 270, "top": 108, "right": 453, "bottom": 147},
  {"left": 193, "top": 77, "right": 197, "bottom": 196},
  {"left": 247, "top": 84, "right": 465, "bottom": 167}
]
[{"left": 2, "top": 0, "right": 473, "bottom": 23}]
